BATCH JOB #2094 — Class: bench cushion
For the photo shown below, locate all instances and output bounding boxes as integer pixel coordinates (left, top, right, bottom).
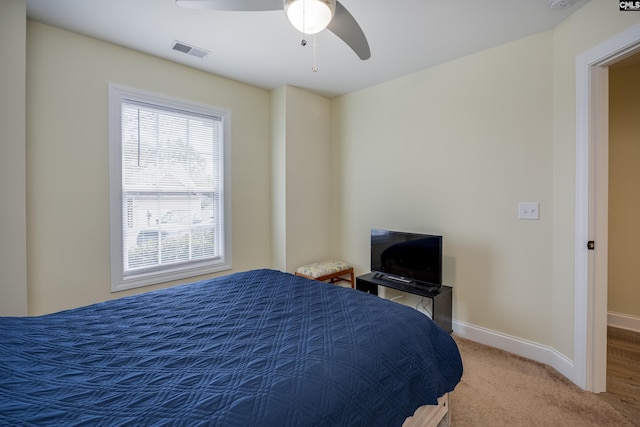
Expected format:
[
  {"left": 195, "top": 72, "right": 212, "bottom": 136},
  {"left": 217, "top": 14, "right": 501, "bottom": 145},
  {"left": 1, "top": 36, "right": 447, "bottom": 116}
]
[{"left": 296, "top": 260, "right": 352, "bottom": 278}]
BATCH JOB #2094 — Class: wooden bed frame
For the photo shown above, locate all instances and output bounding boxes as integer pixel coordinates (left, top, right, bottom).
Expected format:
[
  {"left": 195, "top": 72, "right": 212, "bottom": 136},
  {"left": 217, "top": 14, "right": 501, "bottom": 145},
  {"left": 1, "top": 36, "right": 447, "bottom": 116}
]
[{"left": 403, "top": 393, "right": 450, "bottom": 427}]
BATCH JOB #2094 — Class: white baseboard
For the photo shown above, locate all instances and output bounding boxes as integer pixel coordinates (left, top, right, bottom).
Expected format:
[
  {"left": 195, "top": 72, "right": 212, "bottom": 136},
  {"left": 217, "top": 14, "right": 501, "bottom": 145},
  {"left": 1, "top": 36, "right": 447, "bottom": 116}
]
[
  {"left": 452, "top": 320, "right": 575, "bottom": 384},
  {"left": 608, "top": 311, "right": 640, "bottom": 333}
]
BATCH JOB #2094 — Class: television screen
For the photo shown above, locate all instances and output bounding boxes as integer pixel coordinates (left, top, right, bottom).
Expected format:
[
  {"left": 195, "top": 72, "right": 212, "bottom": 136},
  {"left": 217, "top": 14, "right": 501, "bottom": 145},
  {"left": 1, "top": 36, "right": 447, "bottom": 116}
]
[{"left": 370, "top": 229, "right": 442, "bottom": 288}]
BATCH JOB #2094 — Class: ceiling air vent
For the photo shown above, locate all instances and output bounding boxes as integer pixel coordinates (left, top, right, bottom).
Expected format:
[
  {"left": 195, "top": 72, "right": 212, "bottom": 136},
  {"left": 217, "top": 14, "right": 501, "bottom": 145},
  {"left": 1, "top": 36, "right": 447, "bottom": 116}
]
[{"left": 171, "top": 41, "right": 209, "bottom": 59}]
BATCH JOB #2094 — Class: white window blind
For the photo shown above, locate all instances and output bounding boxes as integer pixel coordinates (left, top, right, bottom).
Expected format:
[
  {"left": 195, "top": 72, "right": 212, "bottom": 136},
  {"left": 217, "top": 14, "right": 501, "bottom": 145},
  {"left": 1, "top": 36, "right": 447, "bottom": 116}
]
[{"left": 109, "top": 85, "right": 231, "bottom": 291}]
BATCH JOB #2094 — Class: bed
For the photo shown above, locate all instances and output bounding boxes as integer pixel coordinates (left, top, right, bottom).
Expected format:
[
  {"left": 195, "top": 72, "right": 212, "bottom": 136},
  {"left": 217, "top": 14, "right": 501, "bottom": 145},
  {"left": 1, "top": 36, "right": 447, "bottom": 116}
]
[{"left": 0, "top": 269, "right": 462, "bottom": 426}]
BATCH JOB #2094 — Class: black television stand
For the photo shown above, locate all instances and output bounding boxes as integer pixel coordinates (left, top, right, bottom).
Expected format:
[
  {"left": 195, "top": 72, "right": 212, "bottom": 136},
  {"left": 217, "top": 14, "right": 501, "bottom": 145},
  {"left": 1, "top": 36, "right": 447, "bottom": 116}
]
[{"left": 355, "top": 272, "right": 452, "bottom": 333}]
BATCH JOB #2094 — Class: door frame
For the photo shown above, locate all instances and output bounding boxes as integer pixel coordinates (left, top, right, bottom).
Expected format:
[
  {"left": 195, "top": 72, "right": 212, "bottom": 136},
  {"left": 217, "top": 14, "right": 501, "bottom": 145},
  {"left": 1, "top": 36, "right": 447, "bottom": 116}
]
[{"left": 574, "top": 23, "right": 640, "bottom": 392}]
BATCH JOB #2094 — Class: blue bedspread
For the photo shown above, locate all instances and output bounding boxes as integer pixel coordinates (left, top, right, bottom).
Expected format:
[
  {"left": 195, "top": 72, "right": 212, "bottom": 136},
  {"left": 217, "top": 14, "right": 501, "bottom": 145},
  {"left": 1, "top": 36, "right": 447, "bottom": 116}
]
[{"left": 0, "top": 269, "right": 462, "bottom": 426}]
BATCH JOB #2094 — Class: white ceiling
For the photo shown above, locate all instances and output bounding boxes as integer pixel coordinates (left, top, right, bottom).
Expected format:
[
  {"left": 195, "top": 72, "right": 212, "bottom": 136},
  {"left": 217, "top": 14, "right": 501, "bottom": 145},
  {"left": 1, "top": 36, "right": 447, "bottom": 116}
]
[{"left": 26, "top": 0, "right": 590, "bottom": 98}]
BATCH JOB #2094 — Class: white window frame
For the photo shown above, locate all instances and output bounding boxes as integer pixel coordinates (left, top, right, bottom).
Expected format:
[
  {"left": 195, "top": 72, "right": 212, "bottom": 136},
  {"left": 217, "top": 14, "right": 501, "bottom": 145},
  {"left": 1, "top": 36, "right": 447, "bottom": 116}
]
[{"left": 108, "top": 84, "right": 231, "bottom": 292}]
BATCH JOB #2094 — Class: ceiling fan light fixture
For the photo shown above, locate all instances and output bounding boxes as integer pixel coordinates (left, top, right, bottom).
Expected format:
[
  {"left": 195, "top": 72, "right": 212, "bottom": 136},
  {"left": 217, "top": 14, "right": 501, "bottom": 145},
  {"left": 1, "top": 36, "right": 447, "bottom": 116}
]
[{"left": 284, "top": 0, "right": 336, "bottom": 34}]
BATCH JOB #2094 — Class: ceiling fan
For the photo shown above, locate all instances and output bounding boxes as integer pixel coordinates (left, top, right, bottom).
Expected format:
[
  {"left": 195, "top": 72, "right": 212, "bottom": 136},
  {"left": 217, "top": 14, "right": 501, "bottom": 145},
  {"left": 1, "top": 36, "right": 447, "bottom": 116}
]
[{"left": 175, "top": 0, "right": 371, "bottom": 60}]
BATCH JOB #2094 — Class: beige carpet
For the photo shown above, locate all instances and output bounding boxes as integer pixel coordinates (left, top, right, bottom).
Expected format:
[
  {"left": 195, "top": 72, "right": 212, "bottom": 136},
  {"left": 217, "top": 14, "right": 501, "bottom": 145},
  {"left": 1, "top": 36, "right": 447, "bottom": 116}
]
[{"left": 449, "top": 335, "right": 634, "bottom": 426}]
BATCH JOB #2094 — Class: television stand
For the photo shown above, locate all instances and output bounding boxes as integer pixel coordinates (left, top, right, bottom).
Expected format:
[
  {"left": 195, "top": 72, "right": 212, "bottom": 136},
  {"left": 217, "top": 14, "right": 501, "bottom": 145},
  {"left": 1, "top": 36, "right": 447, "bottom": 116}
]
[{"left": 355, "top": 272, "right": 452, "bottom": 333}]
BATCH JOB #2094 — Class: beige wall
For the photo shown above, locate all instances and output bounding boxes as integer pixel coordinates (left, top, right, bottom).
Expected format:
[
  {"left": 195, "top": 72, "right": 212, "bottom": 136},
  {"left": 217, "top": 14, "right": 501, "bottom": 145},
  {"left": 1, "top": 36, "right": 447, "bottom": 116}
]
[
  {"left": 25, "top": 21, "right": 273, "bottom": 315},
  {"left": 283, "top": 86, "right": 332, "bottom": 272},
  {"left": 6, "top": 0, "right": 640, "bottom": 375},
  {"left": 331, "top": 31, "right": 555, "bottom": 344},
  {"left": 609, "top": 61, "right": 640, "bottom": 318},
  {"left": 271, "top": 85, "right": 332, "bottom": 273},
  {"left": 551, "top": 0, "right": 640, "bottom": 356},
  {"left": 0, "top": 0, "right": 28, "bottom": 316},
  {"left": 331, "top": 1, "right": 640, "bottom": 360}
]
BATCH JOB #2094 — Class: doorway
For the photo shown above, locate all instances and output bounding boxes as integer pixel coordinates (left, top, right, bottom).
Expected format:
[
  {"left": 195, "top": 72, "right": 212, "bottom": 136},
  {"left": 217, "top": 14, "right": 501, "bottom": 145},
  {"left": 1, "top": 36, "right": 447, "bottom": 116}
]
[{"left": 575, "top": 24, "right": 640, "bottom": 393}]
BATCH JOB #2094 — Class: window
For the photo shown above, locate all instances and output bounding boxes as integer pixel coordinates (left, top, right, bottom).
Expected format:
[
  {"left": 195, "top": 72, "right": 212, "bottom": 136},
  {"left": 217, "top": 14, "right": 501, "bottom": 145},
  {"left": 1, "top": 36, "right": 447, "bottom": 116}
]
[{"left": 109, "top": 84, "right": 231, "bottom": 291}]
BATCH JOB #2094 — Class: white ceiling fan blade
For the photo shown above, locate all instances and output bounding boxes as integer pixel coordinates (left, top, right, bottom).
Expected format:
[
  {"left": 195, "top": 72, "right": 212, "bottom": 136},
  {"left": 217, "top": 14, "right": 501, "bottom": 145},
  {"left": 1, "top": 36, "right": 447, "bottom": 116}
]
[
  {"left": 327, "top": 1, "right": 370, "bottom": 60},
  {"left": 175, "top": 0, "right": 283, "bottom": 11}
]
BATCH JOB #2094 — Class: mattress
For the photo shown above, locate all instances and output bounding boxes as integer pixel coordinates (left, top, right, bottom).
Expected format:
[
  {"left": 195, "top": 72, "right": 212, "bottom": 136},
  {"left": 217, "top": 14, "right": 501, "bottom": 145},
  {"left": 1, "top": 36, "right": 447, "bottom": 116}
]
[{"left": 0, "top": 269, "right": 462, "bottom": 426}]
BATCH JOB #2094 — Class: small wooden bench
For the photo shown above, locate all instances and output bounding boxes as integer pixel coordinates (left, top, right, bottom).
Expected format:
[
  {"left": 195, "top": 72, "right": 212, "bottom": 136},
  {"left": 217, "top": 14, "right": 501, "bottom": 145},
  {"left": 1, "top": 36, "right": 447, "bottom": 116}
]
[{"left": 295, "top": 260, "right": 354, "bottom": 288}]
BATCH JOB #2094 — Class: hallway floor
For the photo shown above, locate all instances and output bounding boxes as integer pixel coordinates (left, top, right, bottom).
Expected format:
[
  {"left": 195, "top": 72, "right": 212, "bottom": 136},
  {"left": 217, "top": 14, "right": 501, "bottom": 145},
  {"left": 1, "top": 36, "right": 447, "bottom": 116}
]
[{"left": 598, "top": 327, "right": 640, "bottom": 426}]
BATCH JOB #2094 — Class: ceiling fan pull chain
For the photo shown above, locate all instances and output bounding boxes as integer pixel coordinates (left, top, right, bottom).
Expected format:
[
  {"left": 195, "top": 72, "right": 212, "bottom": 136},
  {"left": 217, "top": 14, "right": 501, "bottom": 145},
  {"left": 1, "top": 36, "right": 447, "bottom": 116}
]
[
  {"left": 312, "top": 34, "right": 318, "bottom": 72},
  {"left": 302, "top": 0, "right": 317, "bottom": 71}
]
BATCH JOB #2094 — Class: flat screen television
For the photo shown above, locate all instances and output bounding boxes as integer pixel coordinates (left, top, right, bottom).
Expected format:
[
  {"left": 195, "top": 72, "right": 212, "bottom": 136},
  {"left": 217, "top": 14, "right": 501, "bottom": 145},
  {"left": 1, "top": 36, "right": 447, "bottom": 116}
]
[{"left": 370, "top": 229, "right": 442, "bottom": 289}]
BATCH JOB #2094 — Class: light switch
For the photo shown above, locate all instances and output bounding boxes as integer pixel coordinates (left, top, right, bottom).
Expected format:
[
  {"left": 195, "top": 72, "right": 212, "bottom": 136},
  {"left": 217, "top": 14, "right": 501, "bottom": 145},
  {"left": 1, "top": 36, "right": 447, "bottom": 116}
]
[{"left": 518, "top": 202, "right": 539, "bottom": 220}]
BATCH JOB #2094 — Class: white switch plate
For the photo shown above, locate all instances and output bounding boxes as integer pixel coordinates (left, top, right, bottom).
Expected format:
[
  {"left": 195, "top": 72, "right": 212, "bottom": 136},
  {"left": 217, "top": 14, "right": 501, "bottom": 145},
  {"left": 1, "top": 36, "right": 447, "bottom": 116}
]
[{"left": 519, "top": 202, "right": 539, "bottom": 220}]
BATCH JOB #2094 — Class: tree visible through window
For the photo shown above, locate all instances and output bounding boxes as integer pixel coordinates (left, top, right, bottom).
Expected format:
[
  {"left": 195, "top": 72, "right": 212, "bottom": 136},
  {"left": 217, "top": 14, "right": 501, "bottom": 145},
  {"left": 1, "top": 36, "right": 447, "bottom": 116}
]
[{"left": 109, "top": 85, "right": 231, "bottom": 291}]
